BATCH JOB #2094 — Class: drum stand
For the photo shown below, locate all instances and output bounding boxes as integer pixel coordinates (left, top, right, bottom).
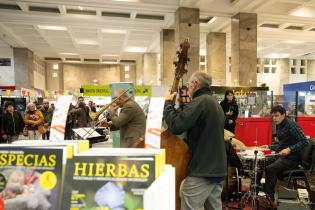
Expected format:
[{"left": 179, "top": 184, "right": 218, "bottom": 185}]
[{"left": 240, "top": 150, "right": 259, "bottom": 210}]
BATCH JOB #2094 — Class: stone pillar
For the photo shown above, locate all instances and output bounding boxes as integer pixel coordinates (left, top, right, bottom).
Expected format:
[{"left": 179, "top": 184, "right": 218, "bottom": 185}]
[
  {"left": 142, "top": 53, "right": 158, "bottom": 85},
  {"left": 307, "top": 60, "right": 315, "bottom": 81},
  {"left": 278, "top": 59, "right": 290, "bottom": 95},
  {"left": 175, "top": 7, "right": 200, "bottom": 81},
  {"left": 46, "top": 62, "right": 64, "bottom": 91},
  {"left": 231, "top": 13, "right": 257, "bottom": 86},
  {"left": 206, "top": 32, "right": 226, "bottom": 86},
  {"left": 160, "top": 29, "right": 175, "bottom": 86},
  {"left": 13, "top": 48, "right": 34, "bottom": 89}
]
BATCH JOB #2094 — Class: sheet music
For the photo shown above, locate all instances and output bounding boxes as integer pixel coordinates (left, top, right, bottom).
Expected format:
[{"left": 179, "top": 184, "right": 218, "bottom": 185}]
[{"left": 72, "top": 127, "right": 101, "bottom": 139}]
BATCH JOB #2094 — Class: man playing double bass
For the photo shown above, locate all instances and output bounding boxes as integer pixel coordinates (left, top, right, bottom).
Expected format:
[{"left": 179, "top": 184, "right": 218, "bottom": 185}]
[{"left": 163, "top": 71, "right": 227, "bottom": 210}]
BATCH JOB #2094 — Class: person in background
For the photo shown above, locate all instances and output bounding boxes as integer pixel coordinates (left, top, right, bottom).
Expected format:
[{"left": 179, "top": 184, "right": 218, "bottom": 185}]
[
  {"left": 88, "top": 100, "right": 97, "bottom": 113},
  {"left": 77, "top": 96, "right": 91, "bottom": 125},
  {"left": 24, "top": 102, "right": 44, "bottom": 140},
  {"left": 263, "top": 105, "right": 308, "bottom": 200},
  {"left": 40, "top": 100, "right": 53, "bottom": 140},
  {"left": 2, "top": 101, "right": 24, "bottom": 143},
  {"left": 163, "top": 71, "right": 227, "bottom": 210},
  {"left": 100, "top": 89, "right": 146, "bottom": 148},
  {"left": 220, "top": 90, "right": 239, "bottom": 133},
  {"left": 50, "top": 103, "right": 55, "bottom": 111},
  {"left": 69, "top": 101, "right": 88, "bottom": 129},
  {"left": 0, "top": 105, "right": 4, "bottom": 143}
]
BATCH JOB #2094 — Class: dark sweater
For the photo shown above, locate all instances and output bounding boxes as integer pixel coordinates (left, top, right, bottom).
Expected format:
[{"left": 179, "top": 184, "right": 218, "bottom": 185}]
[
  {"left": 270, "top": 118, "right": 308, "bottom": 161},
  {"left": 2, "top": 111, "right": 24, "bottom": 135},
  {"left": 163, "top": 87, "right": 227, "bottom": 179}
]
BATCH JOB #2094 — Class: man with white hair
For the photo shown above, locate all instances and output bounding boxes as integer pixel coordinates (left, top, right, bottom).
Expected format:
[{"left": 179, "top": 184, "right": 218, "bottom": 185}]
[
  {"left": 101, "top": 89, "right": 146, "bottom": 148},
  {"left": 163, "top": 71, "right": 227, "bottom": 210}
]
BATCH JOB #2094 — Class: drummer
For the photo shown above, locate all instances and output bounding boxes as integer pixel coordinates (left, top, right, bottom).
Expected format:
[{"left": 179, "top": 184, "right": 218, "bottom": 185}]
[{"left": 261, "top": 105, "right": 309, "bottom": 200}]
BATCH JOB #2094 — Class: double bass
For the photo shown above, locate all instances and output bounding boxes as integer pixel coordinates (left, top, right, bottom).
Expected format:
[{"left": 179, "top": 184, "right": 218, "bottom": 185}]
[{"left": 138, "top": 40, "right": 190, "bottom": 210}]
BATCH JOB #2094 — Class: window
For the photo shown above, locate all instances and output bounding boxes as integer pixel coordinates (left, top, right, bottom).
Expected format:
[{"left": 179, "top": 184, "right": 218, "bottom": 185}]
[
  {"left": 290, "top": 59, "right": 307, "bottom": 75},
  {"left": 0, "top": 58, "right": 11, "bottom": 66},
  {"left": 263, "top": 58, "right": 277, "bottom": 74}
]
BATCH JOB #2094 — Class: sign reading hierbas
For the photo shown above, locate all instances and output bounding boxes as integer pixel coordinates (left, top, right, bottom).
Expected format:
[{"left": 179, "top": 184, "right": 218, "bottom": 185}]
[{"left": 82, "top": 85, "right": 110, "bottom": 96}]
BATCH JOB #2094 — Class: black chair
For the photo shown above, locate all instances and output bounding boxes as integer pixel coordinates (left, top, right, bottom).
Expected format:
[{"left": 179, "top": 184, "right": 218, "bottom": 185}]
[{"left": 281, "top": 139, "right": 315, "bottom": 192}]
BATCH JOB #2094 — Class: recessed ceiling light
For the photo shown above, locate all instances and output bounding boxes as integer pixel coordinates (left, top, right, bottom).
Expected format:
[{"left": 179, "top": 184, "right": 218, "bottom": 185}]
[
  {"left": 290, "top": 7, "right": 315, "bottom": 18},
  {"left": 38, "top": 25, "right": 67, "bottom": 31},
  {"left": 207, "top": 17, "right": 216, "bottom": 25},
  {"left": 75, "top": 39, "right": 98, "bottom": 45},
  {"left": 59, "top": 52, "right": 79, "bottom": 55},
  {"left": 284, "top": 40, "right": 305, "bottom": 44},
  {"left": 112, "top": 0, "right": 139, "bottom": 2},
  {"left": 78, "top": 6, "right": 83, "bottom": 10},
  {"left": 53, "top": 64, "right": 59, "bottom": 70},
  {"left": 101, "top": 29, "right": 127, "bottom": 34},
  {"left": 124, "top": 46, "right": 147, "bottom": 53}
]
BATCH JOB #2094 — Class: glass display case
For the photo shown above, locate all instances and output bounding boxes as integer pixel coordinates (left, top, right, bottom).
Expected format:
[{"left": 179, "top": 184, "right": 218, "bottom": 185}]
[{"left": 210, "top": 86, "right": 269, "bottom": 117}]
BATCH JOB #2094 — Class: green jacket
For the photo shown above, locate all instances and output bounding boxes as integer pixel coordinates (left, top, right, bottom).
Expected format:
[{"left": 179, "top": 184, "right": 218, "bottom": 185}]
[
  {"left": 110, "top": 99, "right": 146, "bottom": 148},
  {"left": 163, "top": 87, "right": 227, "bottom": 178},
  {"left": 40, "top": 107, "right": 53, "bottom": 126}
]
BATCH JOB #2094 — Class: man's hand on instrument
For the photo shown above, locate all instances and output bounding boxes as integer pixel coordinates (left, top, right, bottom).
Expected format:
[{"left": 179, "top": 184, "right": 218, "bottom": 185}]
[
  {"left": 279, "top": 147, "right": 291, "bottom": 156},
  {"left": 165, "top": 91, "right": 177, "bottom": 101},
  {"left": 100, "top": 119, "right": 113, "bottom": 127}
]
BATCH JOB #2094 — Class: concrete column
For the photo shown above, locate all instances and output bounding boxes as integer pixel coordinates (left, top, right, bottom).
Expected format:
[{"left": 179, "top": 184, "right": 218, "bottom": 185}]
[
  {"left": 175, "top": 7, "right": 200, "bottom": 81},
  {"left": 13, "top": 48, "right": 34, "bottom": 89},
  {"left": 307, "top": 60, "right": 315, "bottom": 81},
  {"left": 206, "top": 32, "right": 226, "bottom": 86},
  {"left": 278, "top": 59, "right": 290, "bottom": 95},
  {"left": 231, "top": 13, "right": 257, "bottom": 86},
  {"left": 160, "top": 29, "right": 175, "bottom": 86},
  {"left": 46, "top": 62, "right": 64, "bottom": 91},
  {"left": 142, "top": 53, "right": 158, "bottom": 85}
]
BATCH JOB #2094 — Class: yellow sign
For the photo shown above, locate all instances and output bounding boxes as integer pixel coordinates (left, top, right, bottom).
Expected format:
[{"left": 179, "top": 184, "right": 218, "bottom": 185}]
[
  {"left": 134, "top": 85, "right": 151, "bottom": 96},
  {"left": 82, "top": 85, "right": 110, "bottom": 96}
]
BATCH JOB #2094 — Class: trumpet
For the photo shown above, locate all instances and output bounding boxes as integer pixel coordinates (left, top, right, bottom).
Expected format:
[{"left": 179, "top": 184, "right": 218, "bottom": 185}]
[{"left": 90, "top": 88, "right": 133, "bottom": 123}]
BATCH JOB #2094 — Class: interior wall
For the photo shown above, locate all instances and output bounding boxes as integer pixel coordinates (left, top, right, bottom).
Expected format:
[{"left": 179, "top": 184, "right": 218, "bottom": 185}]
[{"left": 63, "top": 63, "right": 120, "bottom": 90}]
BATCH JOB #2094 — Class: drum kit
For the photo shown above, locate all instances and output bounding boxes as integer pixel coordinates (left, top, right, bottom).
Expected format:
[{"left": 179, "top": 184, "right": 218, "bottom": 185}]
[{"left": 226, "top": 146, "right": 278, "bottom": 210}]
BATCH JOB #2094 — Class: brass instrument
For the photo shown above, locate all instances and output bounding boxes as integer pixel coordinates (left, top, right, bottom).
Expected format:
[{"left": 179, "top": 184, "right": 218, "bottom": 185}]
[{"left": 90, "top": 88, "right": 133, "bottom": 122}]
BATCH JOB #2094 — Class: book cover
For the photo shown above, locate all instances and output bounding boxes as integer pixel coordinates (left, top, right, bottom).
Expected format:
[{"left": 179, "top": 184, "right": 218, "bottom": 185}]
[
  {"left": 62, "top": 153, "right": 160, "bottom": 210},
  {"left": 0, "top": 146, "right": 65, "bottom": 210}
]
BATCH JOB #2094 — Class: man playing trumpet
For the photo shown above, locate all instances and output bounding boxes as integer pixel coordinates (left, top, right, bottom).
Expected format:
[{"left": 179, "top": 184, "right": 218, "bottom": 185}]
[{"left": 100, "top": 89, "right": 146, "bottom": 148}]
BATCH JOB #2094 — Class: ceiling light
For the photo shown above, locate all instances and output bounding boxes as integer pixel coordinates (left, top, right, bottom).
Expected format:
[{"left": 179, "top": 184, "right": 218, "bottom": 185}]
[
  {"left": 112, "top": 0, "right": 139, "bottom": 2},
  {"left": 124, "top": 46, "right": 147, "bottom": 53},
  {"left": 59, "top": 53, "right": 79, "bottom": 55},
  {"left": 52, "top": 72, "right": 58, "bottom": 78},
  {"left": 78, "top": 6, "right": 83, "bottom": 10},
  {"left": 290, "top": 7, "right": 315, "bottom": 18},
  {"left": 200, "top": 49, "right": 206, "bottom": 55},
  {"left": 38, "top": 25, "right": 67, "bottom": 31},
  {"left": 207, "top": 17, "right": 216, "bottom": 25},
  {"left": 124, "top": 65, "right": 130, "bottom": 71},
  {"left": 125, "top": 74, "right": 130, "bottom": 79},
  {"left": 75, "top": 39, "right": 98, "bottom": 45},
  {"left": 284, "top": 40, "right": 305, "bottom": 44},
  {"left": 101, "top": 29, "right": 127, "bottom": 34}
]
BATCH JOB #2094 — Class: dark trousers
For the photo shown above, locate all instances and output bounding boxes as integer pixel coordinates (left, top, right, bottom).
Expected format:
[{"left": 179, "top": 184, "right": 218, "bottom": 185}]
[
  {"left": 42, "top": 131, "right": 50, "bottom": 140},
  {"left": 265, "top": 158, "right": 299, "bottom": 198}
]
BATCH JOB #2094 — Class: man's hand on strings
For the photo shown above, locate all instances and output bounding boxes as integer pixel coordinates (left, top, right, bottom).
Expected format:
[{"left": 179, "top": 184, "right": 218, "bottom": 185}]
[{"left": 165, "top": 91, "right": 177, "bottom": 101}]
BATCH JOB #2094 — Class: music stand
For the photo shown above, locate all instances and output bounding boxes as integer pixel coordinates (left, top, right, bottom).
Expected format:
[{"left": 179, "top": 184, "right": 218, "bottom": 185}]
[{"left": 72, "top": 127, "right": 102, "bottom": 139}]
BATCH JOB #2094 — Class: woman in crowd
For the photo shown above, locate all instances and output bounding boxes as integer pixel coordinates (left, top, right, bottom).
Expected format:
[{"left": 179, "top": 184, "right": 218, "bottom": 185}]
[
  {"left": 220, "top": 90, "right": 239, "bottom": 133},
  {"left": 23, "top": 102, "right": 44, "bottom": 140},
  {"left": 2, "top": 101, "right": 24, "bottom": 143}
]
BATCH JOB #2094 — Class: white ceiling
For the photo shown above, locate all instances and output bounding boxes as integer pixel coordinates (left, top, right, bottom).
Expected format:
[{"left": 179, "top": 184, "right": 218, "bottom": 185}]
[{"left": 1, "top": 0, "right": 315, "bottom": 62}]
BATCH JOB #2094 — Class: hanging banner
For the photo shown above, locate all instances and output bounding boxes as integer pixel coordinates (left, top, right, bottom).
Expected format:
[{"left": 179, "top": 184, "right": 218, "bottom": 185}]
[
  {"left": 144, "top": 97, "right": 165, "bottom": 149},
  {"left": 50, "top": 95, "right": 72, "bottom": 141},
  {"left": 134, "top": 85, "right": 152, "bottom": 96},
  {"left": 82, "top": 85, "right": 110, "bottom": 96}
]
